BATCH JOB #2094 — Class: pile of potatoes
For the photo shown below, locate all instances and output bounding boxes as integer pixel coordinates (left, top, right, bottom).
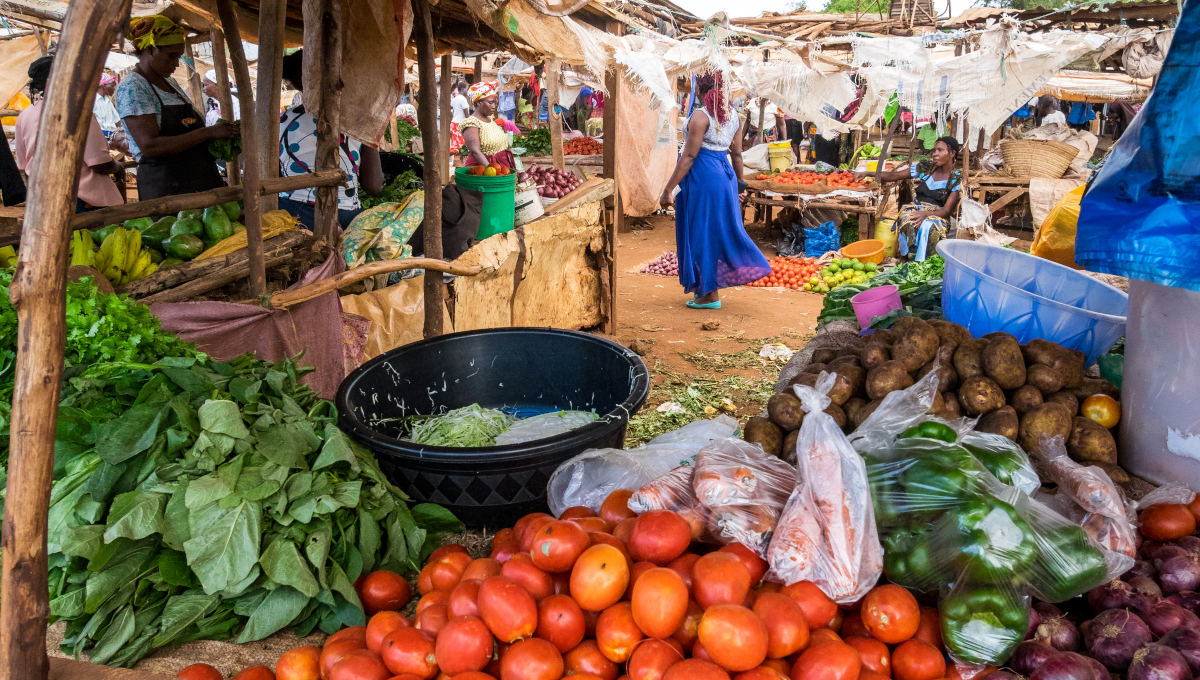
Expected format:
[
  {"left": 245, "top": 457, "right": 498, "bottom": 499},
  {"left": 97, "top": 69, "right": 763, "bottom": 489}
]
[{"left": 743, "top": 316, "right": 1127, "bottom": 482}]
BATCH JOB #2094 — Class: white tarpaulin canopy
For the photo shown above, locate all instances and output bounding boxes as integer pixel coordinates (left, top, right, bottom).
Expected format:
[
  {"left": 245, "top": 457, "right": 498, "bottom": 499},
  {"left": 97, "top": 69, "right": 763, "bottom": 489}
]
[{"left": 1037, "top": 69, "right": 1154, "bottom": 103}]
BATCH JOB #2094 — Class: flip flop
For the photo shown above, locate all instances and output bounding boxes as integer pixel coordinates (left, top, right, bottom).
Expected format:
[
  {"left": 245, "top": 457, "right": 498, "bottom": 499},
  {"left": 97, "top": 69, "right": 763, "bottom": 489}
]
[{"left": 686, "top": 299, "right": 721, "bottom": 310}]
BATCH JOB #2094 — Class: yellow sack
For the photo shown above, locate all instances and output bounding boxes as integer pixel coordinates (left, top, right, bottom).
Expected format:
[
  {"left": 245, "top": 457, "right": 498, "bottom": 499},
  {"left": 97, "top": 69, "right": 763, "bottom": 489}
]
[
  {"left": 1031, "top": 186, "right": 1086, "bottom": 270},
  {"left": 876, "top": 219, "right": 899, "bottom": 258},
  {"left": 195, "top": 210, "right": 298, "bottom": 260}
]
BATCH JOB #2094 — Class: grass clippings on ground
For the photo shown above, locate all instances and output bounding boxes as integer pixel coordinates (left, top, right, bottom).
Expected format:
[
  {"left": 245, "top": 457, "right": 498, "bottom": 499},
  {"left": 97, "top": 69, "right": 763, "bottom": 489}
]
[{"left": 626, "top": 362, "right": 776, "bottom": 447}]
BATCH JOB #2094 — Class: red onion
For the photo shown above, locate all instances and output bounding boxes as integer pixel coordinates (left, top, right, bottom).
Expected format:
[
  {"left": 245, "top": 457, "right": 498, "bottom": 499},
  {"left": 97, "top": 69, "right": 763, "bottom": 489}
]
[
  {"left": 1139, "top": 599, "right": 1200, "bottom": 638},
  {"left": 1130, "top": 576, "right": 1165, "bottom": 601},
  {"left": 1154, "top": 545, "right": 1191, "bottom": 570},
  {"left": 1030, "top": 652, "right": 1105, "bottom": 680},
  {"left": 1160, "top": 627, "right": 1200, "bottom": 676},
  {"left": 1089, "top": 579, "right": 1148, "bottom": 612},
  {"left": 1168, "top": 592, "right": 1200, "bottom": 615},
  {"left": 1036, "top": 602, "right": 1065, "bottom": 619},
  {"left": 1128, "top": 644, "right": 1191, "bottom": 680},
  {"left": 1084, "top": 609, "right": 1154, "bottom": 671},
  {"left": 982, "top": 673, "right": 1027, "bottom": 680},
  {"left": 1013, "top": 641, "right": 1061, "bottom": 675},
  {"left": 1029, "top": 606, "right": 1045, "bottom": 639},
  {"left": 1143, "top": 540, "right": 1169, "bottom": 561},
  {"left": 1159, "top": 555, "right": 1200, "bottom": 595},
  {"left": 1126, "top": 561, "right": 1159, "bottom": 581},
  {"left": 1079, "top": 654, "right": 1109, "bottom": 680},
  {"left": 1036, "top": 617, "right": 1082, "bottom": 652},
  {"left": 1175, "top": 536, "right": 1200, "bottom": 558}
]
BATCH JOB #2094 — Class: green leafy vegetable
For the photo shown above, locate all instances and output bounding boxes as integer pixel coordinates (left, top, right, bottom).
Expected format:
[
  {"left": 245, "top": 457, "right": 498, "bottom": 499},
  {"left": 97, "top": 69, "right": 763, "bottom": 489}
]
[
  {"left": 383, "top": 118, "right": 421, "bottom": 150},
  {"left": 406, "top": 404, "right": 514, "bottom": 447},
  {"left": 817, "top": 256, "right": 946, "bottom": 328},
  {"left": 362, "top": 170, "right": 420, "bottom": 210},
  {"left": 513, "top": 129, "right": 552, "bottom": 157},
  {"left": 207, "top": 119, "right": 243, "bottom": 162}
]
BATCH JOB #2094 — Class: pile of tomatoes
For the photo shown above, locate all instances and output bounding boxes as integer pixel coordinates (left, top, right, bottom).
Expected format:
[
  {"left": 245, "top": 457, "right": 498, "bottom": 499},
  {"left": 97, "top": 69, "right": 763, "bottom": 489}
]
[
  {"left": 747, "top": 257, "right": 821, "bottom": 290},
  {"left": 180, "top": 492, "right": 958, "bottom": 680},
  {"left": 564, "top": 138, "right": 604, "bottom": 155},
  {"left": 825, "top": 172, "right": 867, "bottom": 189},
  {"left": 754, "top": 171, "right": 824, "bottom": 186}
]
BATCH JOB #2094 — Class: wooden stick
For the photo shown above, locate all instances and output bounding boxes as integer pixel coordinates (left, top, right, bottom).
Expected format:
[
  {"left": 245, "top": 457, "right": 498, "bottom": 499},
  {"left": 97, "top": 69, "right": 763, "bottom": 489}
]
[
  {"left": 32, "top": 27, "right": 46, "bottom": 54},
  {"left": 267, "top": 258, "right": 483, "bottom": 309},
  {"left": 873, "top": 114, "right": 899, "bottom": 186},
  {"left": 312, "top": 0, "right": 344, "bottom": 245},
  {"left": 255, "top": 0, "right": 287, "bottom": 214},
  {"left": 414, "top": 0, "right": 443, "bottom": 338},
  {"left": 1, "top": 3, "right": 128, "bottom": 679},
  {"left": 0, "top": 30, "right": 34, "bottom": 41},
  {"left": 140, "top": 250, "right": 295, "bottom": 305},
  {"left": 549, "top": 63, "right": 564, "bottom": 170},
  {"left": 473, "top": 54, "right": 483, "bottom": 83},
  {"left": 440, "top": 58, "right": 452, "bottom": 171},
  {"left": 210, "top": 27, "right": 240, "bottom": 185},
  {"left": 215, "top": 0, "right": 265, "bottom": 297},
  {"left": 119, "top": 230, "right": 309, "bottom": 298},
  {"left": 183, "top": 38, "right": 207, "bottom": 115},
  {"left": 602, "top": 19, "right": 622, "bottom": 333}
]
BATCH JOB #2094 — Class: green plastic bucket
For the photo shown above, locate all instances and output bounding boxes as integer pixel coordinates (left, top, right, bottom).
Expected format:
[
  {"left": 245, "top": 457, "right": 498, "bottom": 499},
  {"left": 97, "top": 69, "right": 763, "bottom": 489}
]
[{"left": 455, "top": 167, "right": 517, "bottom": 239}]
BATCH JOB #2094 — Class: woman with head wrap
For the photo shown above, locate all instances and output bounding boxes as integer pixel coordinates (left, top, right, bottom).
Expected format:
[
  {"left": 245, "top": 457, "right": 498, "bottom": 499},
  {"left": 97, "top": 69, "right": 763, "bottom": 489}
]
[
  {"left": 202, "top": 69, "right": 240, "bottom": 127},
  {"left": 94, "top": 73, "right": 121, "bottom": 134},
  {"left": 16, "top": 55, "right": 125, "bottom": 211},
  {"left": 658, "top": 71, "right": 771, "bottom": 310},
  {"left": 869, "top": 136, "right": 963, "bottom": 261},
  {"left": 460, "top": 81, "right": 515, "bottom": 169},
  {"left": 115, "top": 15, "right": 235, "bottom": 199}
]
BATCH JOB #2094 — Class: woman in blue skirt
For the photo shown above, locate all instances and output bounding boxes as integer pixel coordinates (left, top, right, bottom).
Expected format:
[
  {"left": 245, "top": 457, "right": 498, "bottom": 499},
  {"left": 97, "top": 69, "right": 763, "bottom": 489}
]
[{"left": 659, "top": 72, "right": 771, "bottom": 310}]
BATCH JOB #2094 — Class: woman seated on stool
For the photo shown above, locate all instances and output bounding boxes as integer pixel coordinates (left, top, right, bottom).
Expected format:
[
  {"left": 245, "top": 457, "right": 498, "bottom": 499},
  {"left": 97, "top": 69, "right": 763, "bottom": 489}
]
[{"left": 866, "top": 136, "right": 962, "bottom": 262}]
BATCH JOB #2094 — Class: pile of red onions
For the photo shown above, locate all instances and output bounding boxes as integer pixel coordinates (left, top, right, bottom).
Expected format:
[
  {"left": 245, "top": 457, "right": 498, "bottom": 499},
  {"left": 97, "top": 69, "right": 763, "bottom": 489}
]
[
  {"left": 642, "top": 251, "right": 679, "bottom": 277},
  {"left": 518, "top": 165, "right": 583, "bottom": 199}
]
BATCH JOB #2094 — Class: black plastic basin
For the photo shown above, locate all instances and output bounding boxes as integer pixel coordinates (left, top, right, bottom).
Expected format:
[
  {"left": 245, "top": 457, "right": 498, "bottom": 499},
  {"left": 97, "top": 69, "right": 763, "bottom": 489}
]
[{"left": 336, "top": 328, "right": 650, "bottom": 527}]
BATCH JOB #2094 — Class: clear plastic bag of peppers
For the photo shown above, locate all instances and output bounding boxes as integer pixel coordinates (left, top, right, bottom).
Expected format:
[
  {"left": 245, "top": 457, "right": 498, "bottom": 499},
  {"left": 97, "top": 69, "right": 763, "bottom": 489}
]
[{"left": 850, "top": 367, "right": 1134, "bottom": 666}]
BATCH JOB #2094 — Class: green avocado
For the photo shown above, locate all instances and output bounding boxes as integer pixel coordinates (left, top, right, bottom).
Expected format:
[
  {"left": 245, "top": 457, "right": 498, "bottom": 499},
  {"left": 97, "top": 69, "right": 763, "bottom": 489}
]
[
  {"left": 171, "top": 218, "right": 205, "bottom": 241},
  {"left": 231, "top": 222, "right": 245, "bottom": 235},
  {"left": 123, "top": 217, "right": 154, "bottom": 232},
  {"left": 141, "top": 219, "right": 174, "bottom": 246},
  {"left": 163, "top": 234, "right": 205, "bottom": 261},
  {"left": 202, "top": 206, "right": 233, "bottom": 244},
  {"left": 177, "top": 209, "right": 204, "bottom": 222},
  {"left": 147, "top": 248, "right": 164, "bottom": 264},
  {"left": 93, "top": 224, "right": 118, "bottom": 243},
  {"left": 221, "top": 201, "right": 242, "bottom": 222}
]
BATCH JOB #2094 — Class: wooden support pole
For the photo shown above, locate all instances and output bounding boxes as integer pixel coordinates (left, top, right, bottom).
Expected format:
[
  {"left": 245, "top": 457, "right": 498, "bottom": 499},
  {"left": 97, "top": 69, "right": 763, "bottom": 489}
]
[
  {"left": 961, "top": 114, "right": 971, "bottom": 202},
  {"left": 0, "top": 2, "right": 129, "bottom": 679},
  {"left": 473, "top": 54, "right": 483, "bottom": 83},
  {"left": 32, "top": 27, "right": 47, "bottom": 54},
  {"left": 440, "top": 58, "right": 452, "bottom": 172},
  {"left": 255, "top": 0, "right": 287, "bottom": 213},
  {"left": 313, "top": 0, "right": 345, "bottom": 245},
  {"left": 414, "top": 0, "right": 443, "bottom": 338},
  {"left": 874, "top": 114, "right": 899, "bottom": 186},
  {"left": 756, "top": 99, "right": 767, "bottom": 146},
  {"left": 602, "top": 20, "right": 623, "bottom": 334},
  {"left": 210, "top": 27, "right": 240, "bottom": 185},
  {"left": 215, "top": 0, "right": 265, "bottom": 297},
  {"left": 549, "top": 63, "right": 564, "bottom": 170},
  {"left": 184, "top": 37, "right": 207, "bottom": 113}
]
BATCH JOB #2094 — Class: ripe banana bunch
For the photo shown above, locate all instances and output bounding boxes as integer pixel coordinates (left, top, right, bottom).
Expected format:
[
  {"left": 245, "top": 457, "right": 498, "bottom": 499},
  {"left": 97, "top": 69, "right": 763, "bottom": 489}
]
[
  {"left": 70, "top": 230, "right": 95, "bottom": 267},
  {"left": 96, "top": 227, "right": 128, "bottom": 285},
  {"left": 123, "top": 250, "right": 157, "bottom": 285},
  {"left": 0, "top": 246, "right": 17, "bottom": 269}
]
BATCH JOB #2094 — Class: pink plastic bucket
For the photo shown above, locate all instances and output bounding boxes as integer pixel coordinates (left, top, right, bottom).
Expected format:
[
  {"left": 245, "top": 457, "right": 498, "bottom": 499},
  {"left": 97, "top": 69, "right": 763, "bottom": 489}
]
[{"left": 851, "top": 285, "right": 902, "bottom": 329}]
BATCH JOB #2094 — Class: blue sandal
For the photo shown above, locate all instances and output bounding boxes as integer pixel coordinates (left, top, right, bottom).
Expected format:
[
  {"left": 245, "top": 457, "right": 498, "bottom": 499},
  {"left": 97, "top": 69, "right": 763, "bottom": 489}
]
[{"left": 686, "top": 299, "right": 721, "bottom": 309}]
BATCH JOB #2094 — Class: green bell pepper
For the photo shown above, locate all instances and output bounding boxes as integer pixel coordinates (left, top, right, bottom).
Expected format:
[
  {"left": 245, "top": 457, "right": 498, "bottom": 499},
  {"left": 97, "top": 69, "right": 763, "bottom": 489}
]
[
  {"left": 965, "top": 442, "right": 1029, "bottom": 488},
  {"left": 880, "top": 525, "right": 939, "bottom": 590},
  {"left": 1032, "top": 525, "right": 1109, "bottom": 602},
  {"left": 900, "top": 459, "right": 976, "bottom": 507},
  {"left": 941, "top": 584, "right": 1029, "bottom": 665},
  {"left": 899, "top": 420, "right": 958, "bottom": 443},
  {"left": 953, "top": 497, "right": 1037, "bottom": 581}
]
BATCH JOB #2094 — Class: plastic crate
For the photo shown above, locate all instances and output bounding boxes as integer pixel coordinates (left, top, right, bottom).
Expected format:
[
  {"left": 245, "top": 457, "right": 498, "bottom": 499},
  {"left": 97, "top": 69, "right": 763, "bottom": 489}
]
[{"left": 937, "top": 240, "right": 1128, "bottom": 364}]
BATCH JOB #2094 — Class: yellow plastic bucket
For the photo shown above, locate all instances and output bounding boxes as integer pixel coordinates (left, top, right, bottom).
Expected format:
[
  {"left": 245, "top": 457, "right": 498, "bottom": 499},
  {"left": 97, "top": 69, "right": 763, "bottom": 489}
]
[
  {"left": 768, "top": 142, "right": 792, "bottom": 173},
  {"left": 877, "top": 219, "right": 899, "bottom": 258}
]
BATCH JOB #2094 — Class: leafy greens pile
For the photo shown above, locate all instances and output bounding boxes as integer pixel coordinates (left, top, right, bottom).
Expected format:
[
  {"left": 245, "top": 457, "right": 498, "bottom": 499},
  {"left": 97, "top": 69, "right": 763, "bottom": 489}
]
[
  {"left": 406, "top": 404, "right": 514, "bottom": 447},
  {"left": 383, "top": 118, "right": 421, "bottom": 150},
  {"left": 818, "top": 255, "right": 945, "bottom": 328},
  {"left": 208, "top": 119, "right": 244, "bottom": 163},
  {"left": 513, "top": 129, "right": 552, "bottom": 157},
  {"left": 362, "top": 170, "right": 420, "bottom": 210},
  {"left": 0, "top": 272, "right": 461, "bottom": 667}
]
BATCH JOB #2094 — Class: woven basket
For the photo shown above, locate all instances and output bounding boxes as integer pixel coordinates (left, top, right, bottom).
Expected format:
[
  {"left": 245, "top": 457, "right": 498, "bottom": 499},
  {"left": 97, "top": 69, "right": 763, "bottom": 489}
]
[{"left": 1000, "top": 139, "right": 1078, "bottom": 179}]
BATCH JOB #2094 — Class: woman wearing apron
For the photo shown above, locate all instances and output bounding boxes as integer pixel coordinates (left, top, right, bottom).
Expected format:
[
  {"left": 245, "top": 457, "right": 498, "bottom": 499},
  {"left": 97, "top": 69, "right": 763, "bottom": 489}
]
[
  {"left": 866, "top": 136, "right": 963, "bottom": 261},
  {"left": 115, "top": 16, "right": 235, "bottom": 200}
]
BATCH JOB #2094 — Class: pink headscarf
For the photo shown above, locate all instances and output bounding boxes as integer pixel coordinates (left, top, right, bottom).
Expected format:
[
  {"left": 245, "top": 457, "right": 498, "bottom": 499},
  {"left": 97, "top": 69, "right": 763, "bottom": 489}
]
[{"left": 99, "top": 73, "right": 117, "bottom": 86}]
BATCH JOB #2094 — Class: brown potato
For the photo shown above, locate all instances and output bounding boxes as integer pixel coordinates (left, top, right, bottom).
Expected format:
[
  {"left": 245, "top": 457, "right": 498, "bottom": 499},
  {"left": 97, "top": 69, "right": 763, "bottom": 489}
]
[
  {"left": 788, "top": 372, "right": 820, "bottom": 391},
  {"left": 866, "top": 360, "right": 914, "bottom": 401},
  {"left": 1067, "top": 416, "right": 1118, "bottom": 464},
  {"left": 835, "top": 365, "right": 868, "bottom": 400},
  {"left": 859, "top": 344, "right": 891, "bottom": 371},
  {"left": 781, "top": 430, "right": 799, "bottom": 465},
  {"left": 978, "top": 405, "right": 1020, "bottom": 441},
  {"left": 1071, "top": 378, "right": 1120, "bottom": 401},
  {"left": 767, "top": 393, "right": 805, "bottom": 431},
  {"left": 1092, "top": 462, "right": 1130, "bottom": 486},
  {"left": 1056, "top": 351, "right": 1085, "bottom": 390},
  {"left": 1045, "top": 391, "right": 1080, "bottom": 416},
  {"left": 825, "top": 403, "right": 848, "bottom": 431},
  {"left": 835, "top": 347, "right": 861, "bottom": 358},
  {"left": 958, "top": 376, "right": 1006, "bottom": 416},
  {"left": 929, "top": 320, "right": 973, "bottom": 348},
  {"left": 825, "top": 371, "right": 855, "bottom": 406},
  {"left": 1023, "top": 339, "right": 1083, "bottom": 389},
  {"left": 843, "top": 397, "right": 867, "bottom": 425},
  {"left": 826, "top": 355, "right": 862, "bottom": 371},
  {"left": 863, "top": 329, "right": 893, "bottom": 345},
  {"left": 983, "top": 336, "right": 1027, "bottom": 389},
  {"left": 803, "top": 362, "right": 827, "bottom": 375},
  {"left": 982, "top": 332, "right": 1019, "bottom": 343},
  {"left": 891, "top": 316, "right": 925, "bottom": 336},
  {"left": 852, "top": 399, "right": 883, "bottom": 429},
  {"left": 811, "top": 348, "right": 838, "bottom": 365},
  {"left": 1008, "top": 384, "right": 1044, "bottom": 416},
  {"left": 915, "top": 344, "right": 960, "bottom": 392},
  {"left": 937, "top": 392, "right": 964, "bottom": 420},
  {"left": 1022, "top": 339, "right": 1065, "bottom": 367},
  {"left": 1025, "top": 364, "right": 1064, "bottom": 395},
  {"left": 928, "top": 390, "right": 945, "bottom": 415},
  {"left": 892, "top": 320, "right": 941, "bottom": 371},
  {"left": 1018, "top": 402, "right": 1074, "bottom": 454},
  {"left": 743, "top": 417, "right": 784, "bottom": 457},
  {"left": 954, "top": 339, "right": 988, "bottom": 381}
]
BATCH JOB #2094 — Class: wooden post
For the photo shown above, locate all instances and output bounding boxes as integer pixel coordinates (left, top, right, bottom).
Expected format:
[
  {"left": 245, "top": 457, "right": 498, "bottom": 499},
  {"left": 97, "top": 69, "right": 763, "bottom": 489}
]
[
  {"left": 549, "top": 63, "right": 565, "bottom": 170},
  {"left": 414, "top": 0, "right": 443, "bottom": 337},
  {"left": 602, "top": 20, "right": 623, "bottom": 334},
  {"left": 32, "top": 27, "right": 47, "bottom": 55},
  {"left": 755, "top": 99, "right": 767, "bottom": 146},
  {"left": 256, "top": 0, "right": 287, "bottom": 214},
  {"left": 960, "top": 114, "right": 970, "bottom": 218},
  {"left": 312, "top": 0, "right": 344, "bottom": 245},
  {"left": 873, "top": 114, "right": 899, "bottom": 185},
  {"left": 215, "top": 0, "right": 264, "bottom": 297},
  {"left": 210, "top": 27, "right": 240, "bottom": 185},
  {"left": 184, "top": 37, "right": 207, "bottom": 114},
  {"left": 473, "top": 54, "right": 483, "bottom": 82},
  {"left": 440, "top": 58, "right": 452, "bottom": 172},
  {"left": 0, "top": 3, "right": 129, "bottom": 679}
]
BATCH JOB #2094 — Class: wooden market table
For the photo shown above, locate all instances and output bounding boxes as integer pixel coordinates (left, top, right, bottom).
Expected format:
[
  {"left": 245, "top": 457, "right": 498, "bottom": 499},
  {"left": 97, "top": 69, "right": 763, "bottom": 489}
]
[
  {"left": 519, "top": 154, "right": 604, "bottom": 177},
  {"left": 969, "top": 175, "right": 1033, "bottom": 213},
  {"left": 743, "top": 186, "right": 881, "bottom": 240}
]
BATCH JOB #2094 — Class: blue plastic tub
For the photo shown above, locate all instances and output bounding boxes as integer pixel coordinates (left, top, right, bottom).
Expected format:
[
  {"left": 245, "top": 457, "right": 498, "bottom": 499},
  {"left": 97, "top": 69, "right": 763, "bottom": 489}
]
[{"left": 937, "top": 240, "right": 1128, "bottom": 364}]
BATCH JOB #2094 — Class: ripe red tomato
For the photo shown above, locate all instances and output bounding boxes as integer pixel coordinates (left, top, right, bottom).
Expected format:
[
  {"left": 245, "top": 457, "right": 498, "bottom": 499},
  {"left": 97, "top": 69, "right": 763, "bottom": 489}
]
[
  {"left": 625, "top": 561, "right": 658, "bottom": 601},
  {"left": 600, "top": 490, "right": 637, "bottom": 525},
  {"left": 416, "top": 603, "right": 450, "bottom": 636},
  {"left": 513, "top": 513, "right": 553, "bottom": 545},
  {"left": 670, "top": 599, "right": 704, "bottom": 651},
  {"left": 564, "top": 640, "right": 619, "bottom": 680},
  {"left": 463, "top": 558, "right": 503, "bottom": 582},
  {"left": 628, "top": 638, "right": 686, "bottom": 680},
  {"left": 663, "top": 659, "right": 731, "bottom": 680},
  {"left": 276, "top": 646, "right": 321, "bottom": 680},
  {"left": 478, "top": 575, "right": 538, "bottom": 642},
  {"left": 860, "top": 585, "right": 919, "bottom": 644},
  {"left": 529, "top": 520, "right": 591, "bottom": 572},
  {"left": 890, "top": 639, "right": 945, "bottom": 680},
  {"left": 572, "top": 517, "right": 615, "bottom": 534},
  {"left": 492, "top": 529, "right": 516, "bottom": 550},
  {"left": 429, "top": 544, "right": 470, "bottom": 563},
  {"left": 551, "top": 570, "right": 571, "bottom": 596},
  {"left": 360, "top": 570, "right": 414, "bottom": 615},
  {"left": 436, "top": 615, "right": 494, "bottom": 675},
  {"left": 779, "top": 582, "right": 837, "bottom": 629},
  {"left": 589, "top": 533, "right": 633, "bottom": 569},
  {"left": 760, "top": 658, "right": 792, "bottom": 678},
  {"left": 536, "top": 594, "right": 586, "bottom": 652},
  {"left": 501, "top": 553, "right": 555, "bottom": 602},
  {"left": 561, "top": 506, "right": 598, "bottom": 519},
  {"left": 570, "top": 544, "right": 630, "bottom": 612},
  {"left": 596, "top": 602, "right": 645, "bottom": 663},
  {"left": 733, "top": 667, "right": 788, "bottom": 680},
  {"left": 632, "top": 567, "right": 690, "bottom": 639},
  {"left": 329, "top": 626, "right": 368, "bottom": 646},
  {"left": 430, "top": 552, "right": 474, "bottom": 592},
  {"left": 321, "top": 639, "right": 369, "bottom": 680},
  {"left": 790, "top": 641, "right": 860, "bottom": 680},
  {"left": 452, "top": 674, "right": 498, "bottom": 680},
  {"left": 330, "top": 650, "right": 392, "bottom": 680},
  {"left": 838, "top": 610, "right": 868, "bottom": 639},
  {"left": 845, "top": 636, "right": 890, "bottom": 677},
  {"left": 627, "top": 510, "right": 691, "bottom": 565},
  {"left": 692, "top": 552, "right": 752, "bottom": 610},
  {"left": 177, "top": 663, "right": 223, "bottom": 680},
  {"left": 613, "top": 518, "right": 638, "bottom": 544},
  {"left": 698, "top": 604, "right": 769, "bottom": 672},
  {"left": 500, "top": 638, "right": 564, "bottom": 680},
  {"left": 231, "top": 666, "right": 276, "bottom": 680},
  {"left": 492, "top": 541, "right": 521, "bottom": 563},
  {"left": 367, "top": 611, "right": 412, "bottom": 655},
  {"left": 718, "top": 544, "right": 769, "bottom": 586},
  {"left": 1140, "top": 503, "right": 1197, "bottom": 541},
  {"left": 381, "top": 628, "right": 439, "bottom": 679},
  {"left": 913, "top": 607, "right": 942, "bottom": 650},
  {"left": 417, "top": 590, "right": 451, "bottom": 616},
  {"left": 520, "top": 516, "right": 558, "bottom": 553},
  {"left": 752, "top": 592, "right": 810, "bottom": 659},
  {"left": 449, "top": 579, "right": 483, "bottom": 618},
  {"left": 666, "top": 554, "right": 701, "bottom": 591}
]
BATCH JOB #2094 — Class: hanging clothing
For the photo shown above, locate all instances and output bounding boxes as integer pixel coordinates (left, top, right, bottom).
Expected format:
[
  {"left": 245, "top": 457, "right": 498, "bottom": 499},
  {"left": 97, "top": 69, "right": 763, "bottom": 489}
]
[
  {"left": 675, "top": 109, "right": 771, "bottom": 297},
  {"left": 1067, "top": 102, "right": 1097, "bottom": 126},
  {"left": 0, "top": 135, "right": 25, "bottom": 207}
]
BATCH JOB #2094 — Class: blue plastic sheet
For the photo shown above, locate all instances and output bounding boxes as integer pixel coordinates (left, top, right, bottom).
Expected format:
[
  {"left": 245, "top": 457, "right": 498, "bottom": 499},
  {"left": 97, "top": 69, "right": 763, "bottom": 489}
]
[
  {"left": 1075, "top": 2, "right": 1200, "bottom": 291},
  {"left": 805, "top": 220, "right": 841, "bottom": 257}
]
